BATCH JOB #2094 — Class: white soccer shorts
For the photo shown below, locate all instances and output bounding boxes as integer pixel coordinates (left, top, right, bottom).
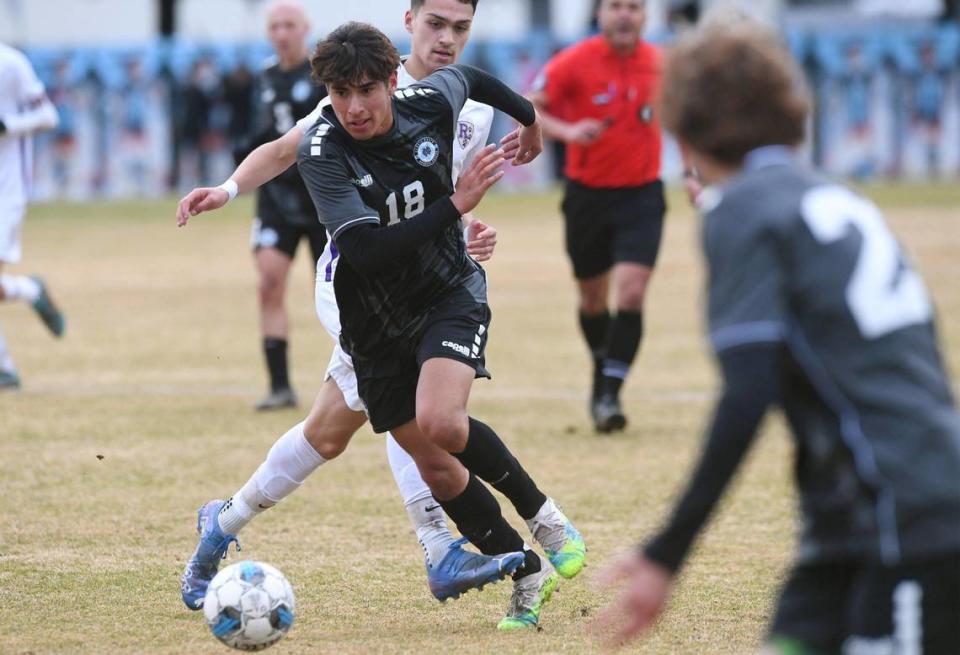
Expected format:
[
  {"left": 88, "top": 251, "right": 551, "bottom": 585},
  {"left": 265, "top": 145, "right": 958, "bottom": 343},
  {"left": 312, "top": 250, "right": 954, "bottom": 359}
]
[
  {"left": 314, "top": 274, "right": 364, "bottom": 412},
  {"left": 0, "top": 205, "right": 25, "bottom": 263}
]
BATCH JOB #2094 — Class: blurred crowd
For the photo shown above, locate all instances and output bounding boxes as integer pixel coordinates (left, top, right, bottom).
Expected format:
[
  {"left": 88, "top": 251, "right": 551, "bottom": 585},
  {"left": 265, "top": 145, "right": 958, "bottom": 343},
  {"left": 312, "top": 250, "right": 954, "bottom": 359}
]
[{"left": 22, "top": 22, "right": 960, "bottom": 200}]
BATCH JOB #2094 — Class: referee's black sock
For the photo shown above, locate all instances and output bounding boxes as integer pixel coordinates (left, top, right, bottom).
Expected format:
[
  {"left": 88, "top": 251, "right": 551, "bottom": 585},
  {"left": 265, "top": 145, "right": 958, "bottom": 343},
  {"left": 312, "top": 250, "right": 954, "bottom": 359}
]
[
  {"left": 438, "top": 474, "right": 526, "bottom": 557},
  {"left": 601, "top": 310, "right": 643, "bottom": 398},
  {"left": 579, "top": 310, "right": 610, "bottom": 397},
  {"left": 263, "top": 337, "right": 290, "bottom": 392},
  {"left": 453, "top": 418, "right": 548, "bottom": 521}
]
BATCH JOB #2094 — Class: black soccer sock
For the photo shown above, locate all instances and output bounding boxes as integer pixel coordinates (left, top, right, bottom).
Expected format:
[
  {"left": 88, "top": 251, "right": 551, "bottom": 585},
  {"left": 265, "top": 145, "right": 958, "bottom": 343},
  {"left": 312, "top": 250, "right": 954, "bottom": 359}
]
[
  {"left": 438, "top": 474, "right": 526, "bottom": 557},
  {"left": 601, "top": 311, "right": 643, "bottom": 398},
  {"left": 263, "top": 337, "right": 290, "bottom": 392},
  {"left": 453, "top": 418, "right": 548, "bottom": 521},
  {"left": 580, "top": 310, "right": 611, "bottom": 400}
]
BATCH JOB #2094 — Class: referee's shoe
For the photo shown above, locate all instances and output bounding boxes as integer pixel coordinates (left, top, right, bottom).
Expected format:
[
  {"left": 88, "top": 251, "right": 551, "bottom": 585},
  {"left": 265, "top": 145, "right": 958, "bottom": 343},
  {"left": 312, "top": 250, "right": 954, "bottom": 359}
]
[{"left": 591, "top": 393, "right": 626, "bottom": 433}]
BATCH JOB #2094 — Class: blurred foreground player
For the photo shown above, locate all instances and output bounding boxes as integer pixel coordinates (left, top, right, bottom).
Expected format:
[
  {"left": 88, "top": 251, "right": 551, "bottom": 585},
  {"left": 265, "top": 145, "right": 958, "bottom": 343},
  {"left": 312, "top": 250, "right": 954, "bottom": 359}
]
[
  {"left": 0, "top": 42, "right": 65, "bottom": 390},
  {"left": 243, "top": 1, "right": 328, "bottom": 410},
  {"left": 529, "top": 0, "right": 665, "bottom": 433},
  {"left": 594, "top": 24, "right": 960, "bottom": 653}
]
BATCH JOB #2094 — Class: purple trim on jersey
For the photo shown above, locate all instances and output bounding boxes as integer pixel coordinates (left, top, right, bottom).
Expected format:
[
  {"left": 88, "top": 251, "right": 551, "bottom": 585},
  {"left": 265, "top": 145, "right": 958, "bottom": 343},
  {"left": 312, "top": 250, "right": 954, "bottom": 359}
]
[{"left": 324, "top": 241, "right": 339, "bottom": 282}]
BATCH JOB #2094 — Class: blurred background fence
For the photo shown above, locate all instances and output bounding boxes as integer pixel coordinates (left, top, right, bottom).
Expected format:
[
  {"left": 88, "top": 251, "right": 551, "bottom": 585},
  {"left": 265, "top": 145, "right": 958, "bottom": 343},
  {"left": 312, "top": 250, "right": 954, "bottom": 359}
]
[{"left": 3, "top": 0, "right": 960, "bottom": 200}]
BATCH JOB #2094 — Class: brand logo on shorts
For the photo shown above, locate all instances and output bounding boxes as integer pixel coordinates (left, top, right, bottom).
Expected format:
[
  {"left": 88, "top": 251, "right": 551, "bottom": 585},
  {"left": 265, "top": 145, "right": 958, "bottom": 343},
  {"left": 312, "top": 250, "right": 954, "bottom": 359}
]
[
  {"left": 639, "top": 104, "right": 654, "bottom": 123},
  {"left": 414, "top": 136, "right": 440, "bottom": 167},
  {"left": 442, "top": 341, "right": 471, "bottom": 357},
  {"left": 457, "top": 121, "right": 474, "bottom": 149}
]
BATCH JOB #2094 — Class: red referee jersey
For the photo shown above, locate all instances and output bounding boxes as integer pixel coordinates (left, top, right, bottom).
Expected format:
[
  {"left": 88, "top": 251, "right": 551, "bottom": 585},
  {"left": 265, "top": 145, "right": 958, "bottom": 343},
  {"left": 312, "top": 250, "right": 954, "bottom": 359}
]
[{"left": 537, "top": 35, "right": 662, "bottom": 188}]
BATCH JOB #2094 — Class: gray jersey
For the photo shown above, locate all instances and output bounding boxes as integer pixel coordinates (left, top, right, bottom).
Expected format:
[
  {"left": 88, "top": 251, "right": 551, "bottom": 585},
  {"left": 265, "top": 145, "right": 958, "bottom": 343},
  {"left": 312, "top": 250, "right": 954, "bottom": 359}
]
[
  {"left": 703, "top": 147, "right": 960, "bottom": 564},
  {"left": 295, "top": 67, "right": 483, "bottom": 359}
]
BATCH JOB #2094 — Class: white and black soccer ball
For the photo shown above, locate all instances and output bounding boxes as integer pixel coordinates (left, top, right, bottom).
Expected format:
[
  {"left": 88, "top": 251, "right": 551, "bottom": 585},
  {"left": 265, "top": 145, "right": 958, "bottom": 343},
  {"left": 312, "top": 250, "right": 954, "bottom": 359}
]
[{"left": 203, "top": 560, "right": 295, "bottom": 651}]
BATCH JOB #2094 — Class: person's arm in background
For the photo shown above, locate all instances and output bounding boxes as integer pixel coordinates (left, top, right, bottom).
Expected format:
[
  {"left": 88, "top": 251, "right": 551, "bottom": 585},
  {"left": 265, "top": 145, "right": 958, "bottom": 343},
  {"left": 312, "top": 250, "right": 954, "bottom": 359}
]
[
  {"left": 0, "top": 52, "right": 59, "bottom": 137},
  {"left": 526, "top": 54, "right": 606, "bottom": 146}
]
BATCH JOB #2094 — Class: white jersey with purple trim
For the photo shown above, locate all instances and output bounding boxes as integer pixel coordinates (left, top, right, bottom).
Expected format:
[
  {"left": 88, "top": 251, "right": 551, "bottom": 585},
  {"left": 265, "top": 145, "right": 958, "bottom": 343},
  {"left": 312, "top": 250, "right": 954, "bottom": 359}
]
[
  {"left": 0, "top": 43, "right": 46, "bottom": 210},
  {"left": 309, "top": 61, "right": 493, "bottom": 347}
]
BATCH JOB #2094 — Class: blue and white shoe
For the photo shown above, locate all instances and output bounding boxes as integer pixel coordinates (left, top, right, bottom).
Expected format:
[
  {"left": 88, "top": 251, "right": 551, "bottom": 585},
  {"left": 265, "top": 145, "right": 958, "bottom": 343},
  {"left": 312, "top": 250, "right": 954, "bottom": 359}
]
[
  {"left": 427, "top": 537, "right": 525, "bottom": 602},
  {"left": 180, "top": 499, "right": 240, "bottom": 610}
]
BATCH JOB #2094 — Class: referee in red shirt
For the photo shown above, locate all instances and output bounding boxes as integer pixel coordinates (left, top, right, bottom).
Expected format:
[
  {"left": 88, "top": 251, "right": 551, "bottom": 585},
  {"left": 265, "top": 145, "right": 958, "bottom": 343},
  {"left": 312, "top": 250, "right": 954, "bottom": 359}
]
[{"left": 530, "top": 0, "right": 665, "bottom": 433}]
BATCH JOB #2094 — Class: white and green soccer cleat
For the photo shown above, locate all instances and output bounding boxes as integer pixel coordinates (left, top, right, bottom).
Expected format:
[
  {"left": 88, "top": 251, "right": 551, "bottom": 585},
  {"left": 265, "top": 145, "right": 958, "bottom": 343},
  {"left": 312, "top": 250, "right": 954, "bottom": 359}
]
[
  {"left": 496, "top": 557, "right": 560, "bottom": 631},
  {"left": 526, "top": 498, "right": 586, "bottom": 579}
]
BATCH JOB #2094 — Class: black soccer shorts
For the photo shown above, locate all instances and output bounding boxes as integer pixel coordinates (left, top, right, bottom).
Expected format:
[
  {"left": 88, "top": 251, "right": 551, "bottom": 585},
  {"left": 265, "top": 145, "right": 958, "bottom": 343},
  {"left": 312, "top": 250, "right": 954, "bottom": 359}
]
[
  {"left": 561, "top": 178, "right": 666, "bottom": 280},
  {"left": 250, "top": 215, "right": 327, "bottom": 262},
  {"left": 767, "top": 552, "right": 960, "bottom": 654},
  {"left": 352, "top": 288, "right": 491, "bottom": 434}
]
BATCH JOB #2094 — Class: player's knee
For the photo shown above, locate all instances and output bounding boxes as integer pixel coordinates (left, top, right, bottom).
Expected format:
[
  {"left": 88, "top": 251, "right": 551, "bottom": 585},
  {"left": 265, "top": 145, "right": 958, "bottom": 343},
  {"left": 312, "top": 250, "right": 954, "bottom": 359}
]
[
  {"left": 617, "top": 279, "right": 648, "bottom": 310},
  {"left": 411, "top": 453, "right": 463, "bottom": 499},
  {"left": 258, "top": 273, "right": 286, "bottom": 305},
  {"left": 416, "top": 407, "right": 469, "bottom": 452},
  {"left": 617, "top": 287, "right": 646, "bottom": 311},
  {"left": 302, "top": 422, "right": 349, "bottom": 460}
]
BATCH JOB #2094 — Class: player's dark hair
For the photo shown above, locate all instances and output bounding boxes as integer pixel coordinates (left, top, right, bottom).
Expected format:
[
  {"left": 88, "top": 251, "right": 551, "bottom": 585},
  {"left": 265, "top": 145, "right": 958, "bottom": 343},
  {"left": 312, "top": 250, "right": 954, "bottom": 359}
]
[
  {"left": 411, "top": 0, "right": 478, "bottom": 11},
  {"left": 660, "top": 24, "right": 810, "bottom": 167},
  {"left": 310, "top": 22, "right": 401, "bottom": 87}
]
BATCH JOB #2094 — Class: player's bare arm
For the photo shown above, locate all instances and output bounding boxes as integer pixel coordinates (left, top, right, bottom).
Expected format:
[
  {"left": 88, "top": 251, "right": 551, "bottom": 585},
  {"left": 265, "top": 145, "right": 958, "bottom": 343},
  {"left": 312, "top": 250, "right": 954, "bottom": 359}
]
[{"left": 176, "top": 122, "right": 304, "bottom": 226}]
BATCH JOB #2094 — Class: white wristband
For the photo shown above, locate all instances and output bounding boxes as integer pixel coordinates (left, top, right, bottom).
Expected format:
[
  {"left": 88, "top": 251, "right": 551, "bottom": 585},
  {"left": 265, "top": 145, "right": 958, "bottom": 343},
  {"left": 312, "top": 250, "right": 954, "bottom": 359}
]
[{"left": 218, "top": 179, "right": 239, "bottom": 202}]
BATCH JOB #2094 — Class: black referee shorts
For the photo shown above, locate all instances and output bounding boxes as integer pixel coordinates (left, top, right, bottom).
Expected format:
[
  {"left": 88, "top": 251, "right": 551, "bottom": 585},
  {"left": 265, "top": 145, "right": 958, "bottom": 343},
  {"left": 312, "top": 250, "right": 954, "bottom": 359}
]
[
  {"left": 352, "top": 288, "right": 492, "bottom": 434},
  {"left": 561, "top": 178, "right": 666, "bottom": 280},
  {"left": 768, "top": 552, "right": 960, "bottom": 654}
]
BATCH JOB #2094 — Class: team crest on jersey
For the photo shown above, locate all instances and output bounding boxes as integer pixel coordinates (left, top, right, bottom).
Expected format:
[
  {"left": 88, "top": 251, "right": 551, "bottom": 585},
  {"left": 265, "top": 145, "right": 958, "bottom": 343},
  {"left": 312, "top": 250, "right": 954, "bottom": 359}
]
[
  {"left": 457, "top": 121, "right": 474, "bottom": 149},
  {"left": 414, "top": 136, "right": 440, "bottom": 167}
]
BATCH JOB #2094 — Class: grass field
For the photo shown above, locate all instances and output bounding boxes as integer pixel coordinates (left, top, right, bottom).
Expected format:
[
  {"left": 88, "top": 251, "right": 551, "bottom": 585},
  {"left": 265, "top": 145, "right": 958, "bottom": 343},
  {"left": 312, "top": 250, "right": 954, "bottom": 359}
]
[{"left": 1, "top": 183, "right": 958, "bottom": 654}]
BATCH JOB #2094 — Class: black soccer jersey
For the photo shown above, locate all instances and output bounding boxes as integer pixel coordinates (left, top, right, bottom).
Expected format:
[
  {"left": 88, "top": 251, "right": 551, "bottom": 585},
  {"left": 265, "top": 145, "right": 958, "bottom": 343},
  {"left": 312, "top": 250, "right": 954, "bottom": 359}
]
[
  {"left": 252, "top": 58, "right": 327, "bottom": 226},
  {"left": 296, "top": 68, "right": 485, "bottom": 359},
  {"left": 703, "top": 147, "right": 960, "bottom": 564}
]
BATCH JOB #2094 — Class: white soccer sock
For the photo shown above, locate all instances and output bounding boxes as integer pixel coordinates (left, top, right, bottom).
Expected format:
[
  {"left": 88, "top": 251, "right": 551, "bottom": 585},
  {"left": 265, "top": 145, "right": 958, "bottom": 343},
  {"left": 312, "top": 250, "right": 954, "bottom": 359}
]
[
  {"left": 0, "top": 323, "right": 15, "bottom": 373},
  {"left": 218, "top": 421, "right": 326, "bottom": 534},
  {"left": 0, "top": 275, "right": 41, "bottom": 303},
  {"left": 386, "top": 433, "right": 455, "bottom": 568}
]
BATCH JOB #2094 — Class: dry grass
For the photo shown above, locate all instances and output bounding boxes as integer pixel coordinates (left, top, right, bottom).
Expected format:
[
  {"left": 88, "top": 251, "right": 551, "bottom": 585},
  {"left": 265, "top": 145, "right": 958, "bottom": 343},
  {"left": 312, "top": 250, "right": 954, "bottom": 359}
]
[{"left": 1, "top": 183, "right": 957, "bottom": 654}]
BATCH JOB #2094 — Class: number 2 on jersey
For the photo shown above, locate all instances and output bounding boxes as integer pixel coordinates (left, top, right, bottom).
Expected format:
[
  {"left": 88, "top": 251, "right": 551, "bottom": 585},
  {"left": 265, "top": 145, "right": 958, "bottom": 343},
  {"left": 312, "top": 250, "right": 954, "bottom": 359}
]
[
  {"left": 386, "top": 181, "right": 425, "bottom": 224},
  {"left": 801, "top": 185, "right": 932, "bottom": 339}
]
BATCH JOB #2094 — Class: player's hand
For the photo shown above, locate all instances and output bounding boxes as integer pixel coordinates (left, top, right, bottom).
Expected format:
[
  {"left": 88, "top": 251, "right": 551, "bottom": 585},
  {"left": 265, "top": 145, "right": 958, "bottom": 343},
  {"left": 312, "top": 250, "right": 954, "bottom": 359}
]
[
  {"left": 176, "top": 187, "right": 230, "bottom": 227},
  {"left": 511, "top": 113, "right": 543, "bottom": 166},
  {"left": 590, "top": 550, "right": 674, "bottom": 648},
  {"left": 451, "top": 144, "right": 505, "bottom": 215},
  {"left": 566, "top": 118, "right": 606, "bottom": 145},
  {"left": 683, "top": 169, "right": 704, "bottom": 208},
  {"left": 465, "top": 218, "right": 497, "bottom": 262}
]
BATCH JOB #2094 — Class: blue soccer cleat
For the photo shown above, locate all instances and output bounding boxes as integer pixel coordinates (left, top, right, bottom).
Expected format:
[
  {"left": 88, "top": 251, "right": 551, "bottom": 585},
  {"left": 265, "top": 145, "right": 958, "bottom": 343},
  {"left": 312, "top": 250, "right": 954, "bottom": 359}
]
[
  {"left": 29, "top": 276, "right": 65, "bottom": 338},
  {"left": 180, "top": 499, "right": 240, "bottom": 610},
  {"left": 427, "top": 537, "right": 525, "bottom": 602}
]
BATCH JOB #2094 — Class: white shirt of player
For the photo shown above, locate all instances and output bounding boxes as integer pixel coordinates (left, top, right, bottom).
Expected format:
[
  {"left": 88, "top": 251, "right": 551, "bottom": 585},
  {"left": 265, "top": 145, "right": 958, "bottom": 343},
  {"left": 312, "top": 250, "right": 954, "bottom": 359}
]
[
  {"left": 0, "top": 43, "right": 57, "bottom": 208},
  {"left": 308, "top": 61, "right": 494, "bottom": 292}
]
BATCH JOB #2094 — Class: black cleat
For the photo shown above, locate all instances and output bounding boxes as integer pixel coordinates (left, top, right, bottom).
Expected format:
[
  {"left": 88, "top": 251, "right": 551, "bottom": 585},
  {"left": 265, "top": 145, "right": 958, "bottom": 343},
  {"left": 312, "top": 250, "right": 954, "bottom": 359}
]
[{"left": 591, "top": 393, "right": 627, "bottom": 434}]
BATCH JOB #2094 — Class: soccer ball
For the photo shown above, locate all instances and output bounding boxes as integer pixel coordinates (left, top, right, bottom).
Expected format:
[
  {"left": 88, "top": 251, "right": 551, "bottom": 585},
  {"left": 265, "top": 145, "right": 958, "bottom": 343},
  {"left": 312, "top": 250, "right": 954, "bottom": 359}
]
[{"left": 203, "top": 560, "right": 295, "bottom": 651}]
